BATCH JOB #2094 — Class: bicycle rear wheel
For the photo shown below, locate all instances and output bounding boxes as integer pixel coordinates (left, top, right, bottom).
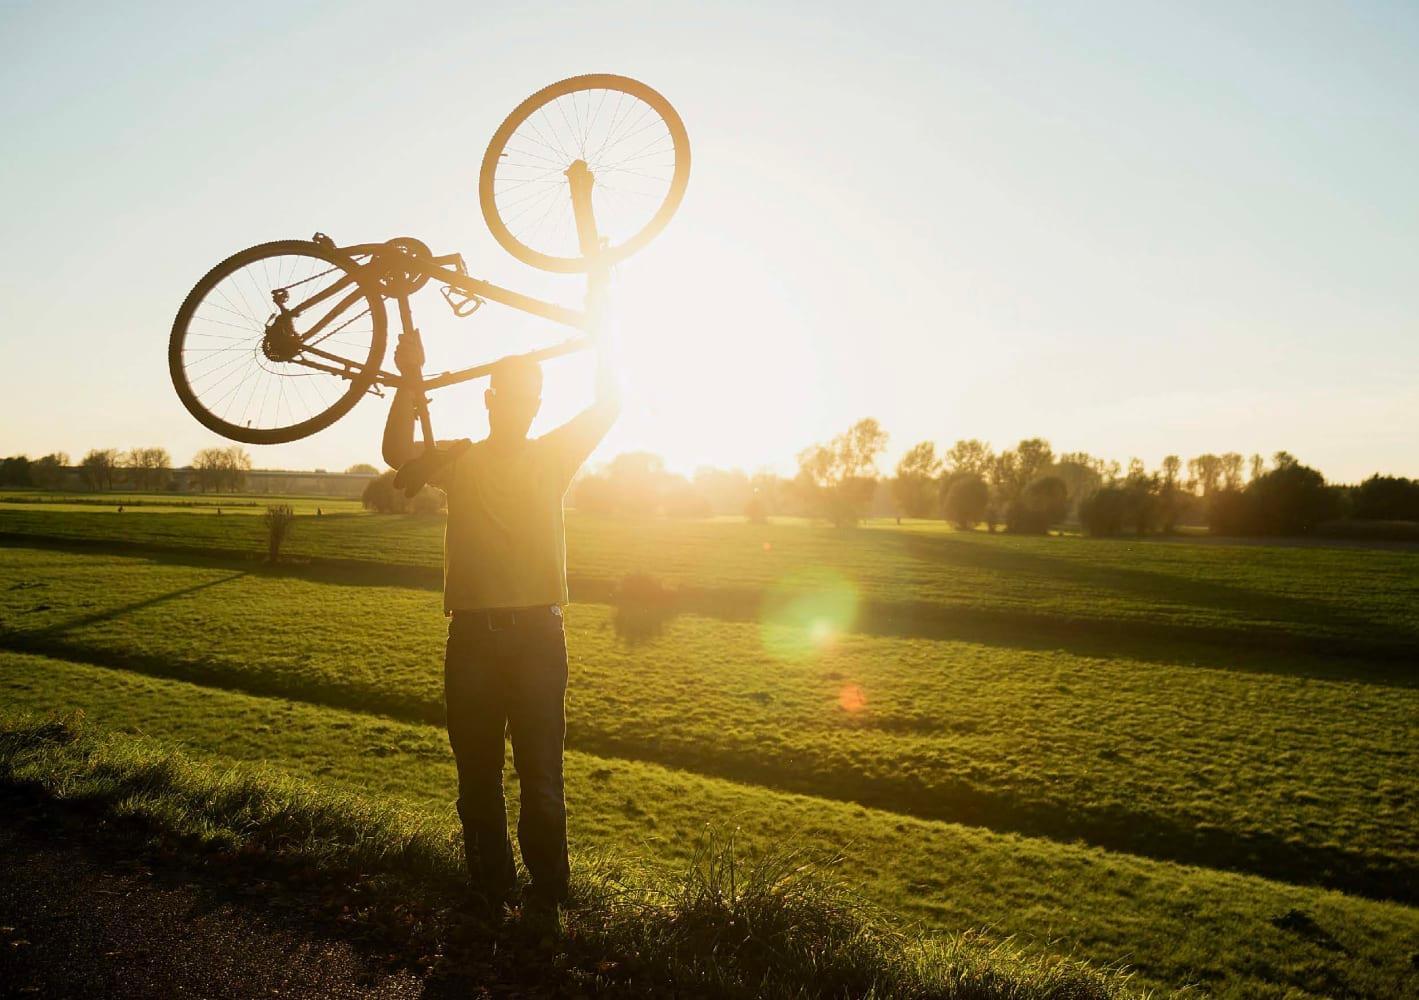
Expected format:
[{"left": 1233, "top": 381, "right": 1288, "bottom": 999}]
[
  {"left": 479, "top": 74, "right": 691, "bottom": 273},
  {"left": 169, "top": 240, "right": 387, "bottom": 445}
]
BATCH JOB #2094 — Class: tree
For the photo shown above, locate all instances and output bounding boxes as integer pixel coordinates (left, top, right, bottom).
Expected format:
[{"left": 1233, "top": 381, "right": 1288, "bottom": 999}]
[
  {"left": 28, "top": 453, "right": 69, "bottom": 489},
  {"left": 1352, "top": 475, "right": 1419, "bottom": 521},
  {"left": 986, "top": 438, "right": 1053, "bottom": 512},
  {"left": 1187, "top": 454, "right": 1223, "bottom": 496},
  {"left": 1079, "top": 488, "right": 1128, "bottom": 536},
  {"left": 0, "top": 456, "right": 32, "bottom": 487},
  {"left": 192, "top": 446, "right": 251, "bottom": 492},
  {"left": 1008, "top": 475, "right": 1068, "bottom": 534},
  {"left": 986, "top": 450, "right": 1020, "bottom": 531},
  {"left": 1015, "top": 438, "right": 1054, "bottom": 485},
  {"left": 192, "top": 448, "right": 225, "bottom": 492},
  {"left": 1248, "top": 453, "right": 1266, "bottom": 483},
  {"left": 1249, "top": 456, "right": 1338, "bottom": 534},
  {"left": 345, "top": 463, "right": 380, "bottom": 476},
  {"left": 1157, "top": 455, "right": 1186, "bottom": 532},
  {"left": 80, "top": 449, "right": 121, "bottom": 491},
  {"left": 125, "top": 446, "right": 171, "bottom": 491},
  {"left": 1121, "top": 463, "right": 1160, "bottom": 535},
  {"left": 1220, "top": 452, "right": 1244, "bottom": 491},
  {"left": 1207, "top": 454, "right": 1338, "bottom": 536},
  {"left": 944, "top": 439, "right": 994, "bottom": 478},
  {"left": 794, "top": 418, "right": 888, "bottom": 527},
  {"left": 222, "top": 446, "right": 253, "bottom": 491},
  {"left": 891, "top": 441, "right": 941, "bottom": 519},
  {"left": 942, "top": 474, "right": 989, "bottom": 529},
  {"left": 1053, "top": 455, "right": 1103, "bottom": 517}
]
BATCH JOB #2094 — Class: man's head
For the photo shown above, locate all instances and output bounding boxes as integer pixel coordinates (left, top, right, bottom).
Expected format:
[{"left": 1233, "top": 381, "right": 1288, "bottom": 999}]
[{"left": 485, "top": 355, "right": 543, "bottom": 439}]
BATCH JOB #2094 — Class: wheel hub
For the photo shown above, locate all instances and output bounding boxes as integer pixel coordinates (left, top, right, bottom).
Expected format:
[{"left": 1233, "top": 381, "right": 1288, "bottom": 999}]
[{"left": 262, "top": 313, "right": 302, "bottom": 363}]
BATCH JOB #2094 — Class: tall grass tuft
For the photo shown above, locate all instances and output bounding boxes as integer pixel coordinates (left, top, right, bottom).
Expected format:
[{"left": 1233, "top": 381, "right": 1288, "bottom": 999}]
[{"left": 0, "top": 711, "right": 1145, "bottom": 1000}]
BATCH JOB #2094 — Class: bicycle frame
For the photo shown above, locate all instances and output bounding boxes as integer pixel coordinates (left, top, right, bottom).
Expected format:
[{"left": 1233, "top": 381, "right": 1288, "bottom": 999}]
[
  {"left": 284, "top": 239, "right": 602, "bottom": 392},
  {"left": 280, "top": 165, "right": 609, "bottom": 452}
]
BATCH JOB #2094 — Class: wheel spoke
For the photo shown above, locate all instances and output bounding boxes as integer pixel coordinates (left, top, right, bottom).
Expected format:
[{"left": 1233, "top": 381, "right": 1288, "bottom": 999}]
[
  {"left": 177, "top": 248, "right": 379, "bottom": 436},
  {"left": 486, "top": 78, "right": 686, "bottom": 266}
]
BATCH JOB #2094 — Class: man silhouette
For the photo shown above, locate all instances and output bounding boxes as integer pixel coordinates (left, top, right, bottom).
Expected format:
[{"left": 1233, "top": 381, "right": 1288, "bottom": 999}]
[{"left": 382, "top": 330, "right": 619, "bottom": 912}]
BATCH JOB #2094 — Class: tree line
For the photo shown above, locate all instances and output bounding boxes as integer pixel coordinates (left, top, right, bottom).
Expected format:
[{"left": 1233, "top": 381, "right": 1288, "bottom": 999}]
[
  {"left": 7, "top": 428, "right": 1415, "bottom": 539},
  {"left": 0, "top": 449, "right": 382, "bottom": 494},
  {"left": 569, "top": 419, "right": 1418, "bottom": 538}
]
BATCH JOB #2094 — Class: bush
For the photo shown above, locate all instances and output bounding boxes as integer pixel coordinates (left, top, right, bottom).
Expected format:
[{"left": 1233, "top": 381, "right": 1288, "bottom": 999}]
[
  {"left": 1249, "top": 460, "right": 1340, "bottom": 534},
  {"left": 942, "top": 474, "right": 989, "bottom": 530},
  {"left": 1207, "top": 489, "right": 1252, "bottom": 536},
  {"left": 1120, "top": 478, "right": 1160, "bottom": 536},
  {"left": 1209, "top": 457, "right": 1339, "bottom": 536},
  {"left": 361, "top": 471, "right": 407, "bottom": 513},
  {"left": 1079, "top": 488, "right": 1128, "bottom": 537},
  {"left": 262, "top": 504, "right": 296, "bottom": 562},
  {"left": 409, "top": 487, "right": 444, "bottom": 515},
  {"left": 1352, "top": 475, "right": 1419, "bottom": 521},
  {"left": 1008, "top": 476, "right": 1068, "bottom": 534}
]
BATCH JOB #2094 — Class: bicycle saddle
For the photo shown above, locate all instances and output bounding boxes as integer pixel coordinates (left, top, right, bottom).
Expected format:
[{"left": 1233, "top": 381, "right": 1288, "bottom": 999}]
[{"left": 393, "top": 440, "right": 472, "bottom": 497}]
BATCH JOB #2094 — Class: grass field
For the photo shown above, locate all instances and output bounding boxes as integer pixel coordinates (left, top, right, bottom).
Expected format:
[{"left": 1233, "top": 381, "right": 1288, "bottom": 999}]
[
  {"left": 5, "top": 506, "right": 1419, "bottom": 658},
  {"left": 0, "top": 489, "right": 364, "bottom": 515},
  {"left": 2, "top": 493, "right": 1417, "bottom": 997}
]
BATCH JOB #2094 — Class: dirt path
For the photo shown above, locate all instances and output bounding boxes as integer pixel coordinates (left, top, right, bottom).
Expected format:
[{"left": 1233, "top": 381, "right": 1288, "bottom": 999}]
[{"left": 0, "top": 814, "right": 427, "bottom": 999}]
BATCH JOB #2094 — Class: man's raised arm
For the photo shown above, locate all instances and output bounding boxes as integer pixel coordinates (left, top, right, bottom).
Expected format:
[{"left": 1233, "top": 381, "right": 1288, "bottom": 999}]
[
  {"left": 381, "top": 331, "right": 426, "bottom": 470},
  {"left": 543, "top": 334, "right": 622, "bottom": 485}
]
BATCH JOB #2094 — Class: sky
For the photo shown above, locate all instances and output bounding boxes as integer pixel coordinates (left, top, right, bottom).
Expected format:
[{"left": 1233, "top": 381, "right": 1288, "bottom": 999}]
[{"left": 1, "top": 0, "right": 1416, "bottom": 481}]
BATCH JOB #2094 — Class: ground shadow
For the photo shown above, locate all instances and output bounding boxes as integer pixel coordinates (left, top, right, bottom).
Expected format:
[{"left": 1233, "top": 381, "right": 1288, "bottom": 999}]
[{"left": 5, "top": 533, "right": 1414, "bottom": 688}]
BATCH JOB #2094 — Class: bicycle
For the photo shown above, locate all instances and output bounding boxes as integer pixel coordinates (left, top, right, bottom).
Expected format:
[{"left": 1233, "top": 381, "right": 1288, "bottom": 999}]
[{"left": 168, "top": 74, "right": 691, "bottom": 478}]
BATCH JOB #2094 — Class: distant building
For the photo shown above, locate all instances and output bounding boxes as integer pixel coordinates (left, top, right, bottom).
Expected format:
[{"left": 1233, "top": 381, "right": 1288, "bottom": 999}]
[{"left": 39, "top": 466, "right": 378, "bottom": 497}]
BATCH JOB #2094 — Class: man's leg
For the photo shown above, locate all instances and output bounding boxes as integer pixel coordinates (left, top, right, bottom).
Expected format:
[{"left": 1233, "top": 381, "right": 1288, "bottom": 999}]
[
  {"left": 507, "top": 618, "right": 571, "bottom": 902},
  {"left": 444, "top": 622, "right": 516, "bottom": 902}
]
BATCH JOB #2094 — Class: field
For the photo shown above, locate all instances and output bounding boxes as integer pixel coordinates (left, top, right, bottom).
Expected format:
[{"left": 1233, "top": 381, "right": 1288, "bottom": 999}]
[{"left": 2, "top": 493, "right": 1417, "bottom": 997}]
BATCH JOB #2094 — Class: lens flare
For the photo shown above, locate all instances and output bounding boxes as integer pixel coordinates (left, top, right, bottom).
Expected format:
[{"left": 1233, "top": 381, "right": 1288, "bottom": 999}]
[
  {"left": 837, "top": 683, "right": 867, "bottom": 713},
  {"left": 760, "top": 568, "right": 859, "bottom": 660}
]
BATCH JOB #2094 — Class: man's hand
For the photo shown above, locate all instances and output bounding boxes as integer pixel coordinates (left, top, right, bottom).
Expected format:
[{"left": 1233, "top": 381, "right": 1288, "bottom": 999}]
[
  {"left": 394, "top": 329, "right": 425, "bottom": 381},
  {"left": 383, "top": 330, "right": 426, "bottom": 469}
]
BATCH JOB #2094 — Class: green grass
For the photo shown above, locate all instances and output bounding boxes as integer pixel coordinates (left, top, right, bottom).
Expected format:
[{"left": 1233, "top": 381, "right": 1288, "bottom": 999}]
[
  {"left": 0, "top": 711, "right": 1139, "bottom": 1000},
  {"left": 3, "top": 506, "right": 1418, "bottom": 650},
  {"left": 4, "top": 656, "right": 1417, "bottom": 998},
  {"left": 1, "top": 546, "right": 1415, "bottom": 905},
  {"left": 0, "top": 489, "right": 364, "bottom": 515},
  {"left": 4, "top": 500, "right": 1417, "bottom": 997}
]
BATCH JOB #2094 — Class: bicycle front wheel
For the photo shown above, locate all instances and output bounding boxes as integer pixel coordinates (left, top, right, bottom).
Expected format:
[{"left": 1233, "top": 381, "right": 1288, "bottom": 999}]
[
  {"left": 169, "top": 240, "right": 388, "bottom": 445},
  {"left": 479, "top": 74, "right": 691, "bottom": 273}
]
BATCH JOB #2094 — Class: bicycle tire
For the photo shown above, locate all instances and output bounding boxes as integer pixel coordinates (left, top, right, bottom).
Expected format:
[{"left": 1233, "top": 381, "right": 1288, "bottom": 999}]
[
  {"left": 169, "top": 240, "right": 388, "bottom": 445},
  {"left": 479, "top": 74, "right": 691, "bottom": 273}
]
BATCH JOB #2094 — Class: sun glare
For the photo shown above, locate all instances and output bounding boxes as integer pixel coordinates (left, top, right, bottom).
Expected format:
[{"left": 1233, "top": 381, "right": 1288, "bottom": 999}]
[{"left": 759, "top": 568, "right": 859, "bottom": 660}]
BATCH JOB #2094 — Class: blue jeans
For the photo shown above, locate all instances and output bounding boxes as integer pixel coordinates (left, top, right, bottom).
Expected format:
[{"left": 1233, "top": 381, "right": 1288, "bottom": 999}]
[{"left": 444, "top": 609, "right": 570, "bottom": 901}]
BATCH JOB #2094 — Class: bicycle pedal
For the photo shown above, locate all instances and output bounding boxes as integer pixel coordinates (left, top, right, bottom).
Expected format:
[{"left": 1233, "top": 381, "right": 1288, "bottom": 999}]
[{"left": 441, "top": 285, "right": 484, "bottom": 318}]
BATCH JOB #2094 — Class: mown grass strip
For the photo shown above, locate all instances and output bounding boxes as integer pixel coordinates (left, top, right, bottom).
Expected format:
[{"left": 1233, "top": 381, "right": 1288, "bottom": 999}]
[
  {"left": 4, "top": 505, "right": 1417, "bottom": 648},
  {"left": 0, "top": 710, "right": 1142, "bottom": 1000},
  {"left": 3, "top": 546, "right": 1414, "bottom": 903},
  {"left": 13, "top": 528, "right": 1418, "bottom": 669},
  {"left": 4, "top": 651, "right": 1417, "bottom": 1000}
]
